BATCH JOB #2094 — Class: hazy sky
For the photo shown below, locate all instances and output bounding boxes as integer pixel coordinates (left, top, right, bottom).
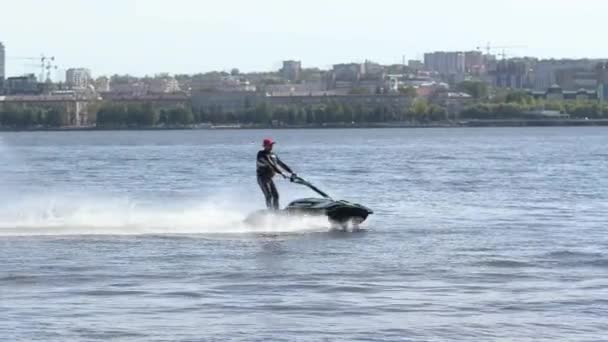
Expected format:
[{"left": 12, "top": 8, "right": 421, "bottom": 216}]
[{"left": 1, "top": 0, "right": 606, "bottom": 78}]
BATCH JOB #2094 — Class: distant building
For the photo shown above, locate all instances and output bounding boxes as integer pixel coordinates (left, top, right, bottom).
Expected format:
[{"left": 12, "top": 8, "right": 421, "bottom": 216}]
[
  {"left": 528, "top": 84, "right": 598, "bottom": 101},
  {"left": 299, "top": 68, "right": 326, "bottom": 83},
  {"left": 332, "top": 63, "right": 364, "bottom": 82},
  {"left": 281, "top": 60, "right": 302, "bottom": 82},
  {"left": 464, "top": 51, "right": 484, "bottom": 75},
  {"left": 94, "top": 76, "right": 110, "bottom": 92},
  {"left": 148, "top": 77, "right": 181, "bottom": 93},
  {"left": 191, "top": 91, "right": 413, "bottom": 118},
  {"left": 598, "top": 62, "right": 608, "bottom": 101},
  {"left": 5, "top": 74, "right": 39, "bottom": 95},
  {"left": 109, "top": 82, "right": 148, "bottom": 96},
  {"left": 99, "top": 93, "right": 188, "bottom": 111},
  {"left": 424, "top": 51, "right": 465, "bottom": 77},
  {"left": 489, "top": 59, "right": 534, "bottom": 89},
  {"left": 265, "top": 82, "right": 326, "bottom": 96},
  {"left": 363, "top": 60, "right": 385, "bottom": 79},
  {"left": 328, "top": 63, "right": 366, "bottom": 90},
  {"left": 0, "top": 42, "right": 5, "bottom": 85},
  {"left": 191, "top": 91, "right": 261, "bottom": 114},
  {"left": 533, "top": 59, "right": 604, "bottom": 90},
  {"left": 600, "top": 83, "right": 608, "bottom": 102},
  {"left": 408, "top": 60, "right": 424, "bottom": 70},
  {"left": 267, "top": 94, "right": 412, "bottom": 112},
  {"left": 416, "top": 82, "right": 449, "bottom": 98},
  {"left": 433, "top": 91, "right": 474, "bottom": 117},
  {"left": 598, "top": 62, "right": 608, "bottom": 81},
  {"left": 65, "top": 68, "right": 91, "bottom": 89},
  {"left": 0, "top": 93, "right": 100, "bottom": 127},
  {"left": 555, "top": 68, "right": 598, "bottom": 90},
  {"left": 190, "top": 75, "right": 255, "bottom": 92}
]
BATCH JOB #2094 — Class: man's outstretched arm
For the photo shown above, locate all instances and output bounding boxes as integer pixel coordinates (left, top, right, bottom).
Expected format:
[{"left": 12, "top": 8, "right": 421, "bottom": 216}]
[{"left": 276, "top": 156, "right": 294, "bottom": 175}]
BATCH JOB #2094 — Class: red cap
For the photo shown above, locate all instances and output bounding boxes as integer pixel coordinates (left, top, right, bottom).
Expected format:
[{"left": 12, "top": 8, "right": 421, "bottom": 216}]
[{"left": 263, "top": 138, "right": 275, "bottom": 146}]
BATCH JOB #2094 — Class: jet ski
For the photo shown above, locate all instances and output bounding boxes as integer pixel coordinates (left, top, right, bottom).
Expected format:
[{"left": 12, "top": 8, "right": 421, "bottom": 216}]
[{"left": 245, "top": 175, "right": 373, "bottom": 229}]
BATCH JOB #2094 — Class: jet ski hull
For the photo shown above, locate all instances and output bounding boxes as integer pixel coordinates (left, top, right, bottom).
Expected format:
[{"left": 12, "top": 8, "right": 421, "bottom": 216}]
[
  {"left": 284, "top": 198, "right": 372, "bottom": 224},
  {"left": 245, "top": 198, "right": 373, "bottom": 227}
]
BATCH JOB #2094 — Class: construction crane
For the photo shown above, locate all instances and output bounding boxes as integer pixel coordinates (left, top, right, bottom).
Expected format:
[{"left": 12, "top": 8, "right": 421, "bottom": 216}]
[
  {"left": 7, "top": 54, "right": 58, "bottom": 82},
  {"left": 476, "top": 43, "right": 527, "bottom": 59},
  {"left": 40, "top": 55, "right": 58, "bottom": 83}
]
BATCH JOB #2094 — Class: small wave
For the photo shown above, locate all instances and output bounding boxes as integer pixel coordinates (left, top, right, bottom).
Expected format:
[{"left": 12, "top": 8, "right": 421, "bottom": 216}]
[
  {"left": 0, "top": 274, "right": 41, "bottom": 283},
  {"left": 77, "top": 290, "right": 150, "bottom": 296},
  {"left": 346, "top": 168, "right": 371, "bottom": 175},
  {"left": 457, "top": 247, "right": 494, "bottom": 252},
  {"left": 466, "top": 272, "right": 538, "bottom": 282},
  {"left": 544, "top": 250, "right": 603, "bottom": 259},
  {"left": 587, "top": 259, "right": 608, "bottom": 268},
  {"left": 162, "top": 291, "right": 206, "bottom": 298},
  {"left": 478, "top": 259, "right": 534, "bottom": 268},
  {"left": 319, "top": 285, "right": 379, "bottom": 294},
  {"left": 431, "top": 155, "right": 459, "bottom": 161},
  {"left": 535, "top": 250, "right": 608, "bottom": 269},
  {"left": 72, "top": 328, "right": 147, "bottom": 339}
]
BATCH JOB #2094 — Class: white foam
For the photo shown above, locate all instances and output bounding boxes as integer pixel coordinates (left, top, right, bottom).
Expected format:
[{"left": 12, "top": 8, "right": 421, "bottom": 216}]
[{"left": 0, "top": 193, "right": 329, "bottom": 237}]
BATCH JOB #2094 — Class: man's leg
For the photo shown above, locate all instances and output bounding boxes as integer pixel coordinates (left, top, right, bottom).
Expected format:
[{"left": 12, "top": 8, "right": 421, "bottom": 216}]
[
  {"left": 269, "top": 179, "right": 280, "bottom": 210},
  {"left": 257, "top": 176, "right": 272, "bottom": 209}
]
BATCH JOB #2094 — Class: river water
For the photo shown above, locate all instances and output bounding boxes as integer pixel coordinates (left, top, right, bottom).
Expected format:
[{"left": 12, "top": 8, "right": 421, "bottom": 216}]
[{"left": 1, "top": 128, "right": 607, "bottom": 341}]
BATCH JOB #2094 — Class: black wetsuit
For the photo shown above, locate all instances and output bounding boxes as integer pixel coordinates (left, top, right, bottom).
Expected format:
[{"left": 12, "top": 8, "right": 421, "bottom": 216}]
[{"left": 256, "top": 150, "right": 293, "bottom": 210}]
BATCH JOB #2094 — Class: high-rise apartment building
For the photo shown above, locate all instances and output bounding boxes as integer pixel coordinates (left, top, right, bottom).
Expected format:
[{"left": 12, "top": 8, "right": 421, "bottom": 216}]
[
  {"left": 424, "top": 51, "right": 465, "bottom": 76},
  {"left": 282, "top": 60, "right": 302, "bottom": 82},
  {"left": 0, "top": 42, "right": 5, "bottom": 85},
  {"left": 66, "top": 68, "right": 91, "bottom": 89}
]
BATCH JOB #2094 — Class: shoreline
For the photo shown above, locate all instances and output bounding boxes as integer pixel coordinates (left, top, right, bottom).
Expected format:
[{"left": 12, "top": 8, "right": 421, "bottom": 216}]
[{"left": 1, "top": 119, "right": 608, "bottom": 132}]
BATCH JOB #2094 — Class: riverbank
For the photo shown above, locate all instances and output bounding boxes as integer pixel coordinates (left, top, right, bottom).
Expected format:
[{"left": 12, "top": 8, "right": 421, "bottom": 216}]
[{"left": 2, "top": 119, "right": 608, "bottom": 132}]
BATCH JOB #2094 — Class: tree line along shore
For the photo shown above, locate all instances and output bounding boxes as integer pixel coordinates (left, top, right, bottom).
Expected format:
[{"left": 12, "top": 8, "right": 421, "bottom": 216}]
[{"left": 1, "top": 87, "right": 607, "bottom": 130}]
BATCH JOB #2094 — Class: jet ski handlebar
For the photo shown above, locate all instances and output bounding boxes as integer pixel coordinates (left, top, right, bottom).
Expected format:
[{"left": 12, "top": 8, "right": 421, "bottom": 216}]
[{"left": 289, "top": 175, "right": 332, "bottom": 199}]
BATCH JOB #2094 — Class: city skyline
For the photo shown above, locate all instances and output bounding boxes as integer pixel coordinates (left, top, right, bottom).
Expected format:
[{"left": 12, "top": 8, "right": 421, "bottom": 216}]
[{"left": 1, "top": 0, "right": 607, "bottom": 78}]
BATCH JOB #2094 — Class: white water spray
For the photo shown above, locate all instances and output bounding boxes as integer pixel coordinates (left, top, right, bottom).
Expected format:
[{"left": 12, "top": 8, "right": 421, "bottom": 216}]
[{"left": 0, "top": 193, "right": 330, "bottom": 237}]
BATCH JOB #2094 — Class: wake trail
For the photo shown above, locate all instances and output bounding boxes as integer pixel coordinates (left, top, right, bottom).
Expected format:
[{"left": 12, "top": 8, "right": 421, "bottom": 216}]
[{"left": 0, "top": 194, "right": 329, "bottom": 237}]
